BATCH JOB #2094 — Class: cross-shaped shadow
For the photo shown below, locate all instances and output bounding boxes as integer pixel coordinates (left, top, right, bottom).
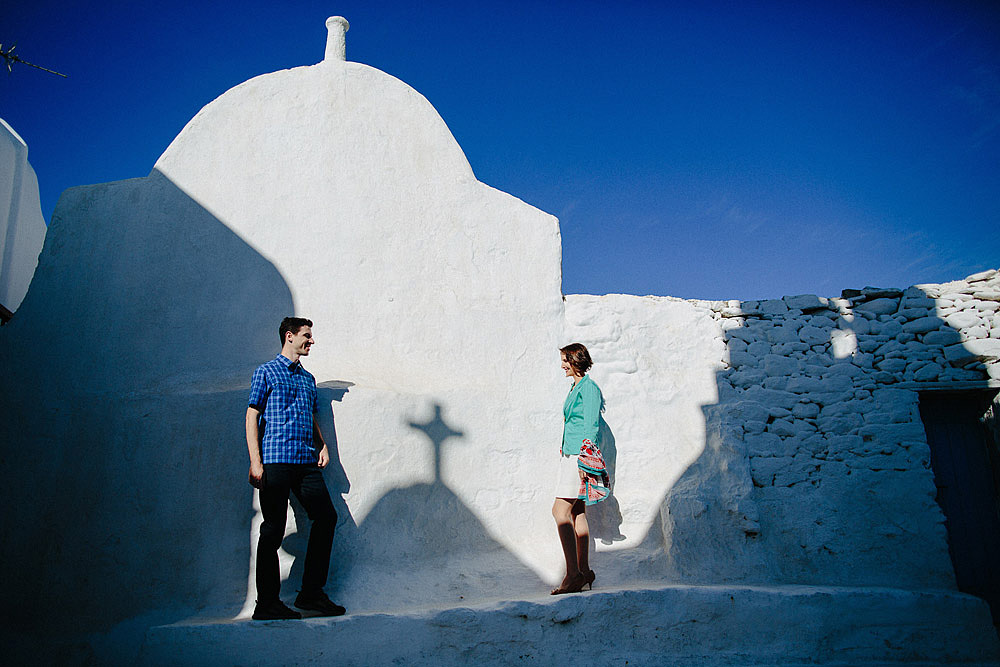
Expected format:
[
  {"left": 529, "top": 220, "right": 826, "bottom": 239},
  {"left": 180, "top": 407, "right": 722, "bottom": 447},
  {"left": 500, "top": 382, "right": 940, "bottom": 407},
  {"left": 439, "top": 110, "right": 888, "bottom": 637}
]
[
  {"left": 408, "top": 403, "right": 464, "bottom": 482},
  {"left": 324, "top": 399, "right": 544, "bottom": 612}
]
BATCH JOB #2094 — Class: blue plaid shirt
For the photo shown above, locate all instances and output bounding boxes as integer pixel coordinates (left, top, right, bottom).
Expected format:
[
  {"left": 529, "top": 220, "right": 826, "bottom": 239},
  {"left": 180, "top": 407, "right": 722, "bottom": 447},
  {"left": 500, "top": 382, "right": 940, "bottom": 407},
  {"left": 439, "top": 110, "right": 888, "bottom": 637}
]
[{"left": 248, "top": 354, "right": 320, "bottom": 464}]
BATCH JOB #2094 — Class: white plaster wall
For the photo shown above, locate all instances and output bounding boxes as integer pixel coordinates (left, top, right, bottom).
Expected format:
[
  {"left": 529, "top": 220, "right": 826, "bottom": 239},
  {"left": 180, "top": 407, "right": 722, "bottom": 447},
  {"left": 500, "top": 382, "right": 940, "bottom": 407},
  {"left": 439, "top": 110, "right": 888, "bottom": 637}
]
[
  {"left": 0, "top": 118, "right": 47, "bottom": 314},
  {"left": 150, "top": 55, "right": 576, "bottom": 608},
  {"left": 0, "top": 42, "right": 574, "bottom": 633},
  {"left": 0, "top": 172, "right": 299, "bottom": 638},
  {"left": 154, "top": 60, "right": 563, "bottom": 393},
  {"left": 563, "top": 295, "right": 728, "bottom": 545},
  {"left": 563, "top": 271, "right": 1000, "bottom": 589},
  {"left": 563, "top": 294, "right": 769, "bottom": 584}
]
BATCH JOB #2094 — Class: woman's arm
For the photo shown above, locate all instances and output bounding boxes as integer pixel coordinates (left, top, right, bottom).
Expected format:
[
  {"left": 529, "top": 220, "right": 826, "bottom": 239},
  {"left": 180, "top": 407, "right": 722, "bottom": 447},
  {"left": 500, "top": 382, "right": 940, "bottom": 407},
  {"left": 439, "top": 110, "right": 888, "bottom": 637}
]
[{"left": 579, "top": 381, "right": 602, "bottom": 447}]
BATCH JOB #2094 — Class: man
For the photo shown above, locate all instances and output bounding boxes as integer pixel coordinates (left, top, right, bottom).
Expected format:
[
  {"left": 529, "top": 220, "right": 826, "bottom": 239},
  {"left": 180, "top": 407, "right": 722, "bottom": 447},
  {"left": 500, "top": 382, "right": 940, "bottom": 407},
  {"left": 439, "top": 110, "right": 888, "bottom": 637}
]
[{"left": 246, "top": 316, "right": 345, "bottom": 620}]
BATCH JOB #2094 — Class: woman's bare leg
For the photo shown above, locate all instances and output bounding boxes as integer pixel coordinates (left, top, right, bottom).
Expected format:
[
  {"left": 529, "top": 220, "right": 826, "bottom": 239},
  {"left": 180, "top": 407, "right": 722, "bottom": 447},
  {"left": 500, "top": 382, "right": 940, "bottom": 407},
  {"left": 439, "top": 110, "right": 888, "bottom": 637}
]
[
  {"left": 571, "top": 500, "right": 590, "bottom": 574},
  {"left": 552, "top": 498, "right": 584, "bottom": 592}
]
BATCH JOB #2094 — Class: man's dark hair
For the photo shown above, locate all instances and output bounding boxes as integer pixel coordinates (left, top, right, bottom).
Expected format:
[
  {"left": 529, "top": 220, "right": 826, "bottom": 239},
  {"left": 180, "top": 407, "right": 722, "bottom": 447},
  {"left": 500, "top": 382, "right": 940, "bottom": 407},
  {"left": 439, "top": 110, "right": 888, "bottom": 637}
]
[
  {"left": 560, "top": 342, "right": 593, "bottom": 375},
  {"left": 279, "top": 317, "right": 313, "bottom": 344}
]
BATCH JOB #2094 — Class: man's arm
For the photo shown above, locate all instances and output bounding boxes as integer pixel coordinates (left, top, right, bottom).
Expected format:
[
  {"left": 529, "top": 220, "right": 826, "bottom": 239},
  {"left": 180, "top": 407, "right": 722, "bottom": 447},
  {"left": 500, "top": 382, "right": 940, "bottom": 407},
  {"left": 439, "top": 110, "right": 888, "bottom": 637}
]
[
  {"left": 313, "top": 419, "right": 330, "bottom": 468},
  {"left": 246, "top": 406, "right": 265, "bottom": 487}
]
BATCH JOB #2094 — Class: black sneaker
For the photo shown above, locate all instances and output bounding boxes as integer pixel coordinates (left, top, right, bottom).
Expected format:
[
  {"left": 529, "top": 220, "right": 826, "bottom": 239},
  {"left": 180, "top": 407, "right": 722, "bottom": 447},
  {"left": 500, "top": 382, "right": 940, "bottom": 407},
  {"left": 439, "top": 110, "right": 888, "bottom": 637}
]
[
  {"left": 252, "top": 599, "right": 302, "bottom": 621},
  {"left": 294, "top": 590, "right": 346, "bottom": 617}
]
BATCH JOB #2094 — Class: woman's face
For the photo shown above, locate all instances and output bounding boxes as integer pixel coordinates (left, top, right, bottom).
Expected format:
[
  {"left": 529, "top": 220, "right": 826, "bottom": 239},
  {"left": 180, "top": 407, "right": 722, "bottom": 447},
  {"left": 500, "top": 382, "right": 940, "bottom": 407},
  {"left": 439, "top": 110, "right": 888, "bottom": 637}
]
[{"left": 561, "top": 354, "right": 575, "bottom": 377}]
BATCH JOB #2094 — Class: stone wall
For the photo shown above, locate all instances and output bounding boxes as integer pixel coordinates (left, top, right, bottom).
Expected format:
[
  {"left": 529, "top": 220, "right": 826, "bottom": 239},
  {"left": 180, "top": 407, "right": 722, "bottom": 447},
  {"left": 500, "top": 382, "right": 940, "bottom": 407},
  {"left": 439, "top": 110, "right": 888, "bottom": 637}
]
[
  {"left": 718, "top": 269, "right": 998, "bottom": 586},
  {"left": 566, "top": 269, "right": 999, "bottom": 590}
]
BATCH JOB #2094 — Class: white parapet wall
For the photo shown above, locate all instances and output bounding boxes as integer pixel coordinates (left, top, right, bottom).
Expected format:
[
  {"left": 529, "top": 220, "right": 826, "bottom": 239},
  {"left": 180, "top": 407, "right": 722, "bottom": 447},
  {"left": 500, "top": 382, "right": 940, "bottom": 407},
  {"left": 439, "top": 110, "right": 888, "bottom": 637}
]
[
  {"left": 565, "top": 271, "right": 1000, "bottom": 592},
  {"left": 0, "top": 118, "right": 47, "bottom": 317},
  {"left": 0, "top": 18, "right": 998, "bottom": 665}
]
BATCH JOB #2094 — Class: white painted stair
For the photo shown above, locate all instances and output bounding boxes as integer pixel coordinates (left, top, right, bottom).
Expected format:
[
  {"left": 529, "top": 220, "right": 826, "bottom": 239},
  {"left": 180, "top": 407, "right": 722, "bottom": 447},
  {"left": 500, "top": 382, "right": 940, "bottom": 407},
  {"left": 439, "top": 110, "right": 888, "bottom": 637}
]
[{"left": 140, "top": 584, "right": 1000, "bottom": 666}]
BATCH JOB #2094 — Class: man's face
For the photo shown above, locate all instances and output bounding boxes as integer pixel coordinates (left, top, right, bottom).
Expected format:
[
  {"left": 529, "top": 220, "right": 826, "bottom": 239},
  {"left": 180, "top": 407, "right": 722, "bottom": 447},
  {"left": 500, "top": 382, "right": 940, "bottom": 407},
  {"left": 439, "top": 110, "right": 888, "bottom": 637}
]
[{"left": 287, "top": 326, "right": 315, "bottom": 356}]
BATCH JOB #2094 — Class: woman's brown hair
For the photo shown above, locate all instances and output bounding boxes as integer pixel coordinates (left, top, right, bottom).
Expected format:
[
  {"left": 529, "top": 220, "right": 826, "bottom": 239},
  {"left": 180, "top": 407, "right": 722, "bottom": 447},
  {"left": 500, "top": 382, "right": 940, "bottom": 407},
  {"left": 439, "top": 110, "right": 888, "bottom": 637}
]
[{"left": 560, "top": 343, "right": 593, "bottom": 375}]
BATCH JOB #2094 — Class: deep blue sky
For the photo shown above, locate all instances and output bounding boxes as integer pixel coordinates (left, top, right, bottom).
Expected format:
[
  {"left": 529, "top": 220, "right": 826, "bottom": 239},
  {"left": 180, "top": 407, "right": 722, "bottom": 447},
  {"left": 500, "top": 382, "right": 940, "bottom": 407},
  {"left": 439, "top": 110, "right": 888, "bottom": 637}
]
[{"left": 2, "top": 1, "right": 998, "bottom": 300}]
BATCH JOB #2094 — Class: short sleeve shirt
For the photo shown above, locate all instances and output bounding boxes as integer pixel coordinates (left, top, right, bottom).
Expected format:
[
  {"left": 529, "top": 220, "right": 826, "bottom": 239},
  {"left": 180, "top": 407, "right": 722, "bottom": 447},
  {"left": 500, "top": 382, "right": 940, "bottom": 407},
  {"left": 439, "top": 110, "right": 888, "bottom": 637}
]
[{"left": 248, "top": 354, "right": 319, "bottom": 464}]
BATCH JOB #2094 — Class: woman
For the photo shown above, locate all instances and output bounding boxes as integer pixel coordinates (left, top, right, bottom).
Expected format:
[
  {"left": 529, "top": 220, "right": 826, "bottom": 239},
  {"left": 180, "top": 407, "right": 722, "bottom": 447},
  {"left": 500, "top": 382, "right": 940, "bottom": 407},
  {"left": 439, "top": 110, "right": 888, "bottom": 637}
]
[{"left": 551, "top": 343, "right": 610, "bottom": 595}]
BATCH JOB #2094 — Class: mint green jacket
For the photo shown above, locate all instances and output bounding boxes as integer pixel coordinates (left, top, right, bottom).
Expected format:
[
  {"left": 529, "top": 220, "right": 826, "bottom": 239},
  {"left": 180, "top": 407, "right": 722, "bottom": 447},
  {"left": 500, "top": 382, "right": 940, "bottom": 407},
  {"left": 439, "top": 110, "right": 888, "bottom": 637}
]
[{"left": 562, "top": 375, "right": 602, "bottom": 456}]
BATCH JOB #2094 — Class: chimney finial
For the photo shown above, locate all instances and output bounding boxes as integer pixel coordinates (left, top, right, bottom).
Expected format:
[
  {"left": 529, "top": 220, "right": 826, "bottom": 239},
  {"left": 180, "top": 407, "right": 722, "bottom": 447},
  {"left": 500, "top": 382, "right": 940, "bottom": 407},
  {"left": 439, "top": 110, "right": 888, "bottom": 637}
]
[{"left": 325, "top": 16, "right": 350, "bottom": 62}]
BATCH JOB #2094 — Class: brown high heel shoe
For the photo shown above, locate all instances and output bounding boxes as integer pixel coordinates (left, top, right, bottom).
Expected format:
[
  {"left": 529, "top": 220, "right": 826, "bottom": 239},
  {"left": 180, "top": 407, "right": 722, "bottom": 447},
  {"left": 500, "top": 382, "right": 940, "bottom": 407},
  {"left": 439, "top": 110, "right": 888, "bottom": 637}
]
[
  {"left": 550, "top": 572, "right": 587, "bottom": 595},
  {"left": 583, "top": 569, "right": 595, "bottom": 590}
]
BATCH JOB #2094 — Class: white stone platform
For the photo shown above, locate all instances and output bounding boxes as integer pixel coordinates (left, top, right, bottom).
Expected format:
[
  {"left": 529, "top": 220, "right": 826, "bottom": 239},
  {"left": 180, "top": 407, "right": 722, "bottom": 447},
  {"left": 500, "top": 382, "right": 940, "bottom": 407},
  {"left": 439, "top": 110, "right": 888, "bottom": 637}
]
[{"left": 140, "top": 584, "right": 1000, "bottom": 666}]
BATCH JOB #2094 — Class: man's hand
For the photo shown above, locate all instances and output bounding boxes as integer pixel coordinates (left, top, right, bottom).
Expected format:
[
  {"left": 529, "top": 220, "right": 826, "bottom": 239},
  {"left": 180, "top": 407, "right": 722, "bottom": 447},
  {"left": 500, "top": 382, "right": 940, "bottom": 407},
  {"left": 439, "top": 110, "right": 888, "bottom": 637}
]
[
  {"left": 249, "top": 462, "right": 264, "bottom": 488},
  {"left": 246, "top": 406, "right": 265, "bottom": 488},
  {"left": 317, "top": 444, "right": 330, "bottom": 468}
]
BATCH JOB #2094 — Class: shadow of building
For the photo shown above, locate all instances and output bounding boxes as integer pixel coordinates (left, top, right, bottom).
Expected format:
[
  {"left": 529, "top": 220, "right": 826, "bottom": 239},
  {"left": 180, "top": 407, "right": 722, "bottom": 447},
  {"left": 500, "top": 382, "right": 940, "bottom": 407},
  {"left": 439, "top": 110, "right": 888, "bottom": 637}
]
[
  {"left": 588, "top": 416, "right": 626, "bottom": 545},
  {"left": 648, "top": 279, "right": 1000, "bottom": 620},
  {"left": 0, "top": 169, "right": 297, "bottom": 660},
  {"left": 333, "top": 401, "right": 546, "bottom": 613}
]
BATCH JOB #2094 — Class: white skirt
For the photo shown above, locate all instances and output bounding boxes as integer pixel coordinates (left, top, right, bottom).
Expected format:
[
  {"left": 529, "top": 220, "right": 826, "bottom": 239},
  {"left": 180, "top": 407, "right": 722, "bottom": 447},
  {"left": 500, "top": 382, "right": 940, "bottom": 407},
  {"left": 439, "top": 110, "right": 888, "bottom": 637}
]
[{"left": 554, "top": 453, "right": 581, "bottom": 499}]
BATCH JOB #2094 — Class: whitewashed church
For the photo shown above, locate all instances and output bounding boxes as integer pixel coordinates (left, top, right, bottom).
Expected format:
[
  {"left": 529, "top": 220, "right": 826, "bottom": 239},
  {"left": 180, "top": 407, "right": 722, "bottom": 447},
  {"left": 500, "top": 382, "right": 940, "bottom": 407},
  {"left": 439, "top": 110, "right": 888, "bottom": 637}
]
[{"left": 1, "top": 17, "right": 998, "bottom": 666}]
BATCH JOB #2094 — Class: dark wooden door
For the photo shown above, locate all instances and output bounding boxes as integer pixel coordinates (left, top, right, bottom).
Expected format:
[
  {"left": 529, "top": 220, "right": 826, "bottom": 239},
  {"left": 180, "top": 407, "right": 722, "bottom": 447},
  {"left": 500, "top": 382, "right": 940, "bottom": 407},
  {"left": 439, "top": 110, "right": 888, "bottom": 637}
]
[{"left": 919, "top": 390, "right": 1000, "bottom": 627}]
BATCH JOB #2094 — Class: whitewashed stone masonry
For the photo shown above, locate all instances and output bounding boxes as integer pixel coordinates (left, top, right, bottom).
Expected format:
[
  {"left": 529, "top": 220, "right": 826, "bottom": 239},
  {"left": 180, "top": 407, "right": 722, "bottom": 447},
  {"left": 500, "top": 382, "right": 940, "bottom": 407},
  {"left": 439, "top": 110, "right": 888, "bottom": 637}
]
[
  {"left": 711, "top": 269, "right": 998, "bottom": 584},
  {"left": 566, "top": 268, "right": 998, "bottom": 590}
]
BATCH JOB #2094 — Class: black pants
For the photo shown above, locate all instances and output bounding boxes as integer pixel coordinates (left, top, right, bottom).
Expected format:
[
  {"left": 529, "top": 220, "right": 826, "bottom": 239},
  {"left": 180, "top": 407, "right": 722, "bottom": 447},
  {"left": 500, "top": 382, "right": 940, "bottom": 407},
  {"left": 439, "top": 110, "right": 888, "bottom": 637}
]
[{"left": 257, "top": 463, "right": 337, "bottom": 603}]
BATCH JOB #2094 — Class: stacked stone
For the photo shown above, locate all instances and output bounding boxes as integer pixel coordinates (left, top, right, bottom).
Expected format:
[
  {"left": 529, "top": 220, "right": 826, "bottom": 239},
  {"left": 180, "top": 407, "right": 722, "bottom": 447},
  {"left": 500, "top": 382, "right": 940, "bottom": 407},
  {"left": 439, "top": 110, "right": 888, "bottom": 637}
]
[{"left": 696, "top": 268, "right": 999, "bottom": 586}]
